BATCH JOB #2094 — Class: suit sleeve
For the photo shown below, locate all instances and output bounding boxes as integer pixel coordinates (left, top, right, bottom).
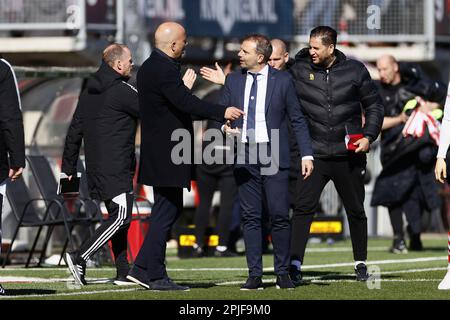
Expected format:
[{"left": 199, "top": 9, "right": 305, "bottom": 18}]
[
  {"left": 61, "top": 100, "right": 84, "bottom": 176},
  {"left": 285, "top": 77, "right": 313, "bottom": 158},
  {"left": 358, "top": 65, "right": 384, "bottom": 141},
  {"left": 159, "top": 68, "right": 227, "bottom": 122},
  {"left": 0, "top": 62, "right": 25, "bottom": 168}
]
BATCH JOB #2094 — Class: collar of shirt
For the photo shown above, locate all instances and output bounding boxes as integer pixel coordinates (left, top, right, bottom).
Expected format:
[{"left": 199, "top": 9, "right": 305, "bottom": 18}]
[
  {"left": 154, "top": 48, "right": 181, "bottom": 70},
  {"left": 247, "top": 64, "right": 269, "bottom": 78}
]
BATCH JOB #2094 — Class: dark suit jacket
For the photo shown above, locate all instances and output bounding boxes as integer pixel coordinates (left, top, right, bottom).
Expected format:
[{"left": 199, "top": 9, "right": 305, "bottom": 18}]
[
  {"left": 220, "top": 66, "right": 312, "bottom": 169},
  {"left": 137, "top": 50, "right": 227, "bottom": 188}
]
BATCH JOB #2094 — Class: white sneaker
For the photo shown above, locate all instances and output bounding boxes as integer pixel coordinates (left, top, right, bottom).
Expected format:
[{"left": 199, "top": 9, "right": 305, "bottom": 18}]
[
  {"left": 0, "top": 283, "right": 5, "bottom": 296},
  {"left": 438, "top": 270, "right": 450, "bottom": 290}
]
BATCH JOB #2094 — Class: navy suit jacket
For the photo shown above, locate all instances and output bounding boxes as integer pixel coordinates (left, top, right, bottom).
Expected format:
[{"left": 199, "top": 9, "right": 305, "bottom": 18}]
[{"left": 220, "top": 66, "right": 313, "bottom": 169}]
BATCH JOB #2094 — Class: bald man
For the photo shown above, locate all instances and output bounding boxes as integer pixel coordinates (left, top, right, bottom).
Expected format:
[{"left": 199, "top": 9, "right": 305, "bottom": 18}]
[
  {"left": 268, "top": 39, "right": 289, "bottom": 71},
  {"left": 372, "top": 55, "right": 446, "bottom": 254},
  {"left": 127, "top": 22, "right": 243, "bottom": 291},
  {"left": 63, "top": 44, "right": 139, "bottom": 286}
]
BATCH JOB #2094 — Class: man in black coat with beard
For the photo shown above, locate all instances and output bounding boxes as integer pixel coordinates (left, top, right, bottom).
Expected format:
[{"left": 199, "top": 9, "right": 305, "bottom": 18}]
[
  {"left": 288, "top": 26, "right": 384, "bottom": 284},
  {"left": 126, "top": 22, "right": 243, "bottom": 291}
]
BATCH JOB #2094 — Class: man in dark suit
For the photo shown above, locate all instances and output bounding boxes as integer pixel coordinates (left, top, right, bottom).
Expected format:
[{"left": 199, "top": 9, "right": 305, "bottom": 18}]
[
  {"left": 222, "top": 34, "right": 313, "bottom": 290},
  {"left": 127, "top": 22, "right": 243, "bottom": 291}
]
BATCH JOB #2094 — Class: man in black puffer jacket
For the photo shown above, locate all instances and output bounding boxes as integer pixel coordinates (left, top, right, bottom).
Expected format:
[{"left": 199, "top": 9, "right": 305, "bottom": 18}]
[
  {"left": 288, "top": 26, "right": 384, "bottom": 284},
  {"left": 62, "top": 44, "right": 139, "bottom": 286},
  {"left": 0, "top": 56, "right": 25, "bottom": 296}
]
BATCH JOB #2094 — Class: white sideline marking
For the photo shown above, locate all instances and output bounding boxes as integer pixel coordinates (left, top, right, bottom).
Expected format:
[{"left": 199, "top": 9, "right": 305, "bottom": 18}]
[
  {"left": 217, "top": 279, "right": 444, "bottom": 286},
  {"left": 167, "top": 257, "right": 447, "bottom": 272},
  {"left": 1, "top": 256, "right": 446, "bottom": 273},
  {"left": 305, "top": 246, "right": 388, "bottom": 253},
  {"left": 0, "top": 277, "right": 113, "bottom": 284},
  {"left": 217, "top": 267, "right": 450, "bottom": 286}
]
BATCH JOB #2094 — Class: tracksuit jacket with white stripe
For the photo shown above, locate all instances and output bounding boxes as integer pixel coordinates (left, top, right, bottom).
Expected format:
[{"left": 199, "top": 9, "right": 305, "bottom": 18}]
[
  {"left": 62, "top": 61, "right": 139, "bottom": 200},
  {"left": 0, "top": 56, "right": 25, "bottom": 183}
]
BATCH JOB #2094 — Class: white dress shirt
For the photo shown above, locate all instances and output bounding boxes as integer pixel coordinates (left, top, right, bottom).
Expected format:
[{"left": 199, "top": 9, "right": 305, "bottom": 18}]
[{"left": 242, "top": 65, "right": 270, "bottom": 144}]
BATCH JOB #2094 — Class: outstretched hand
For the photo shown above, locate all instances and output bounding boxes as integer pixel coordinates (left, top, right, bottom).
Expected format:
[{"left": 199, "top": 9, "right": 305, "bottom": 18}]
[{"left": 200, "top": 62, "right": 226, "bottom": 85}]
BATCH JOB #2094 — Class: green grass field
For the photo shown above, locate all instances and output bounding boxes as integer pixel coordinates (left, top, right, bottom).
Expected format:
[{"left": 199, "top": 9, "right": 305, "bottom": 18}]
[{"left": 0, "top": 236, "right": 449, "bottom": 300}]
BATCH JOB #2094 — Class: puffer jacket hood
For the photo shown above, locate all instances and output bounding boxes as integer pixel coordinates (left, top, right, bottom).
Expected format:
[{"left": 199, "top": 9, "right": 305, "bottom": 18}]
[{"left": 87, "top": 61, "right": 128, "bottom": 94}]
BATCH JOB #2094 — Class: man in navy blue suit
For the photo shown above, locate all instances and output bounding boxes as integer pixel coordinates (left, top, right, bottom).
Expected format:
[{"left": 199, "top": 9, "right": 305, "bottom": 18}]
[{"left": 221, "top": 34, "right": 313, "bottom": 290}]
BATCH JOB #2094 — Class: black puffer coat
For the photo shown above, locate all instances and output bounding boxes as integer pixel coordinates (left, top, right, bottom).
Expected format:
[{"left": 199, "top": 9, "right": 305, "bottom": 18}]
[{"left": 289, "top": 48, "right": 384, "bottom": 158}]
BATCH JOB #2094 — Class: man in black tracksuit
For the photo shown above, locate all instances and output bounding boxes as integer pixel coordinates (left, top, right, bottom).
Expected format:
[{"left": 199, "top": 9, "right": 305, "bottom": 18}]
[
  {"left": 288, "top": 26, "right": 384, "bottom": 284},
  {"left": 62, "top": 44, "right": 139, "bottom": 286},
  {"left": 0, "top": 56, "right": 25, "bottom": 295}
]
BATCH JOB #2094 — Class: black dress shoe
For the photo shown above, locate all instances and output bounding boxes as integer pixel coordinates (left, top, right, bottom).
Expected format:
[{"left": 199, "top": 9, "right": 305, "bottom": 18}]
[
  {"left": 276, "top": 274, "right": 295, "bottom": 289},
  {"left": 149, "top": 278, "right": 190, "bottom": 291},
  {"left": 355, "top": 263, "right": 370, "bottom": 282},
  {"left": 240, "top": 276, "right": 264, "bottom": 290},
  {"left": 289, "top": 265, "right": 303, "bottom": 286},
  {"left": 127, "top": 265, "right": 150, "bottom": 289}
]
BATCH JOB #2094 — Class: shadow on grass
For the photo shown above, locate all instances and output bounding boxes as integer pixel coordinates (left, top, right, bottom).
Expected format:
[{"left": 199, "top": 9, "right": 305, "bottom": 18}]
[
  {"left": 4, "top": 289, "right": 56, "bottom": 296},
  {"left": 177, "top": 282, "right": 218, "bottom": 289}
]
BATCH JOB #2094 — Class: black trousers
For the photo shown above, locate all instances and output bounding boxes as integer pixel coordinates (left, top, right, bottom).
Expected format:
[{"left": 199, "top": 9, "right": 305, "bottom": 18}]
[
  {"left": 134, "top": 187, "right": 183, "bottom": 280},
  {"left": 78, "top": 192, "right": 133, "bottom": 266},
  {"left": 388, "top": 183, "right": 424, "bottom": 238},
  {"left": 194, "top": 167, "right": 237, "bottom": 247},
  {"left": 235, "top": 164, "right": 291, "bottom": 277},
  {"left": 290, "top": 156, "right": 368, "bottom": 263}
]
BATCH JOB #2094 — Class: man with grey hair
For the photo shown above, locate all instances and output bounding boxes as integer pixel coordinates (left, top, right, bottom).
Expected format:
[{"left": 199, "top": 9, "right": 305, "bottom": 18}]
[{"left": 63, "top": 44, "right": 139, "bottom": 287}]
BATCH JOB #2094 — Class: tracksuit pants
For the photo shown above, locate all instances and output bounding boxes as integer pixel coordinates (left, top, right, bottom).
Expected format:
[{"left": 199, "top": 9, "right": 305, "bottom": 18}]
[
  {"left": 290, "top": 156, "right": 368, "bottom": 263},
  {"left": 77, "top": 192, "right": 133, "bottom": 269}
]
